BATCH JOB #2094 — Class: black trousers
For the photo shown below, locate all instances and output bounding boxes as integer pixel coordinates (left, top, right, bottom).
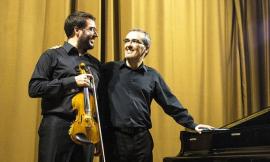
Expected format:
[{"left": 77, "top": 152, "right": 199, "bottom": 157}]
[
  {"left": 38, "top": 115, "right": 94, "bottom": 162},
  {"left": 103, "top": 128, "right": 154, "bottom": 162}
]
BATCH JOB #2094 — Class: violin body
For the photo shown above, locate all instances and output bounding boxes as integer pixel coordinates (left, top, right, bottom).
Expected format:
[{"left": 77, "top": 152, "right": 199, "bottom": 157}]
[
  {"left": 68, "top": 63, "right": 100, "bottom": 145},
  {"left": 68, "top": 63, "right": 106, "bottom": 161},
  {"left": 69, "top": 92, "right": 100, "bottom": 144}
]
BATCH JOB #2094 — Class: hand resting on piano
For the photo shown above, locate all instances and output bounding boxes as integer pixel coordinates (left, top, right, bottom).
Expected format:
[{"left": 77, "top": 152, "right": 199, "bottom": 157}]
[{"left": 195, "top": 124, "right": 215, "bottom": 134}]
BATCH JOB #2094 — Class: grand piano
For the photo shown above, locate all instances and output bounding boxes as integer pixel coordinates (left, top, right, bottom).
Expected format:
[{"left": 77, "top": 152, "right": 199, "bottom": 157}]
[{"left": 163, "top": 107, "right": 270, "bottom": 162}]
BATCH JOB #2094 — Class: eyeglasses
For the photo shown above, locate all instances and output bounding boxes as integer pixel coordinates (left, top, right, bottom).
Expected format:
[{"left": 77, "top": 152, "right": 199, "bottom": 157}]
[
  {"left": 84, "top": 27, "right": 98, "bottom": 33},
  {"left": 123, "top": 38, "right": 144, "bottom": 44}
]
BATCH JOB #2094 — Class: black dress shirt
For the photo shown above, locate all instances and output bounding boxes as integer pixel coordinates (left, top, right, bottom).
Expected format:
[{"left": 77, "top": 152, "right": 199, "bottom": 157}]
[
  {"left": 29, "top": 42, "right": 100, "bottom": 120},
  {"left": 100, "top": 61, "right": 197, "bottom": 130}
]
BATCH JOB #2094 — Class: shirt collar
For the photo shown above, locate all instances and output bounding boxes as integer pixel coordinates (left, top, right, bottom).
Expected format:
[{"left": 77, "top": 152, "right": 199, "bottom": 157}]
[
  {"left": 63, "top": 42, "right": 79, "bottom": 55},
  {"left": 120, "top": 60, "right": 148, "bottom": 72}
]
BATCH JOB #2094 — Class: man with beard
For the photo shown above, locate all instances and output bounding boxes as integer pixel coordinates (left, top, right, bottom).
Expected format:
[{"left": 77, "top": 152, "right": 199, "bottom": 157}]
[
  {"left": 29, "top": 11, "right": 99, "bottom": 162},
  {"left": 100, "top": 29, "right": 214, "bottom": 162}
]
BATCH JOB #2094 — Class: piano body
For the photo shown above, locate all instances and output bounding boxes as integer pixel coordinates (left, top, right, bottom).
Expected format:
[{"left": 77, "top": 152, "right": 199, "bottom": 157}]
[{"left": 164, "top": 107, "right": 270, "bottom": 162}]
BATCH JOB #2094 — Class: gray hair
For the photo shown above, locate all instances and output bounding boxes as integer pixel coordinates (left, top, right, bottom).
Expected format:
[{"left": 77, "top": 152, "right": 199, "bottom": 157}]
[{"left": 129, "top": 28, "right": 151, "bottom": 49}]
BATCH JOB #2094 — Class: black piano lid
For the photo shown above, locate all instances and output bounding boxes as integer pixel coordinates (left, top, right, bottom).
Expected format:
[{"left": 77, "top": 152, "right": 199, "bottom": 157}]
[{"left": 222, "top": 106, "right": 270, "bottom": 129}]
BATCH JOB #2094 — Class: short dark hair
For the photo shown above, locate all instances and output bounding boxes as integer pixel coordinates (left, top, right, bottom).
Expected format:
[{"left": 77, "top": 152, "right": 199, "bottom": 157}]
[
  {"left": 64, "top": 11, "right": 96, "bottom": 38},
  {"left": 129, "top": 28, "right": 151, "bottom": 49}
]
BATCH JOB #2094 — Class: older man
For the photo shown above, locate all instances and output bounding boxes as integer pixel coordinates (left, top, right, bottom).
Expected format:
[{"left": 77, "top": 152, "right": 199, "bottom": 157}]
[{"left": 100, "top": 28, "right": 214, "bottom": 162}]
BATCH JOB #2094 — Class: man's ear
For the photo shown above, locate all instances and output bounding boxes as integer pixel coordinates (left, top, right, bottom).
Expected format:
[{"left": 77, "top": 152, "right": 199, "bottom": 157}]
[
  {"left": 143, "top": 48, "right": 150, "bottom": 57},
  {"left": 74, "top": 27, "right": 80, "bottom": 36},
  {"left": 74, "top": 26, "right": 79, "bottom": 32}
]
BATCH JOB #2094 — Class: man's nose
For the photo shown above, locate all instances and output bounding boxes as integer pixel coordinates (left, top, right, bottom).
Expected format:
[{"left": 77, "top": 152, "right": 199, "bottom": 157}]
[
  {"left": 126, "top": 45, "right": 133, "bottom": 50},
  {"left": 93, "top": 30, "right": 98, "bottom": 37}
]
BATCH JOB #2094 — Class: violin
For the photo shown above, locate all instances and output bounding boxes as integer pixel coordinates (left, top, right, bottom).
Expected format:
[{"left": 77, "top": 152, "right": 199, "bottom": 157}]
[{"left": 69, "top": 63, "right": 106, "bottom": 161}]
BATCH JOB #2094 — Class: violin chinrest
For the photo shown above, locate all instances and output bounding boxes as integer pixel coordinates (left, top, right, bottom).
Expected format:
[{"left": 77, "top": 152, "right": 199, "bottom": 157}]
[{"left": 75, "top": 133, "right": 91, "bottom": 144}]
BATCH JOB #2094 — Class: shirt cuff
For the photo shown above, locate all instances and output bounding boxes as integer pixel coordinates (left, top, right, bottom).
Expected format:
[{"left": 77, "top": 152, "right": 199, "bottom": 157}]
[
  {"left": 62, "top": 76, "right": 77, "bottom": 89},
  {"left": 183, "top": 122, "right": 198, "bottom": 130},
  {"left": 189, "top": 123, "right": 198, "bottom": 130}
]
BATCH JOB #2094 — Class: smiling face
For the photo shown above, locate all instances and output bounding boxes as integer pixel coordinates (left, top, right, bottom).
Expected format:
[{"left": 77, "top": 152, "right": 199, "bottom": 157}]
[
  {"left": 77, "top": 19, "right": 98, "bottom": 52},
  {"left": 124, "top": 31, "right": 148, "bottom": 61}
]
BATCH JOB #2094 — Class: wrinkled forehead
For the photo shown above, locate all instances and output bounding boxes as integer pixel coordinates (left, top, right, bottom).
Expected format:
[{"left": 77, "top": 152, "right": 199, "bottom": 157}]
[{"left": 125, "top": 31, "right": 145, "bottom": 40}]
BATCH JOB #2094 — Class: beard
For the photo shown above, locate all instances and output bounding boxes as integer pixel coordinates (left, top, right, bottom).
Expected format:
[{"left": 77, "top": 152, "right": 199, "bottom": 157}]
[{"left": 78, "top": 36, "right": 94, "bottom": 52}]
